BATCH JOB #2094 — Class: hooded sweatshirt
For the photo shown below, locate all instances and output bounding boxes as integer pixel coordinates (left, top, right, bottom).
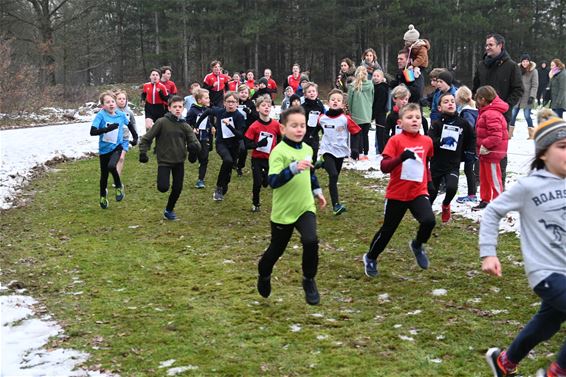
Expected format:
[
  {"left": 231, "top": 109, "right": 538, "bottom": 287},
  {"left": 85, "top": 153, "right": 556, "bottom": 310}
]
[
  {"left": 476, "top": 96, "right": 509, "bottom": 162},
  {"left": 480, "top": 169, "right": 566, "bottom": 289}
]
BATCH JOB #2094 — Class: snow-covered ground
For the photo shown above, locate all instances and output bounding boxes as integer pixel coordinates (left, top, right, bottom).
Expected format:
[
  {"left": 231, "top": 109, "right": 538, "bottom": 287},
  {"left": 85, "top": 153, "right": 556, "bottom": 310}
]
[{"left": 0, "top": 108, "right": 541, "bottom": 375}]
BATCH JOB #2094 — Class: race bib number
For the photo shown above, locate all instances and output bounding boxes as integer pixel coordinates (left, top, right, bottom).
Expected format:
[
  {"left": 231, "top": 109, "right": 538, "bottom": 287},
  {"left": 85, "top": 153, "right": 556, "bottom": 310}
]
[{"left": 308, "top": 111, "right": 320, "bottom": 127}]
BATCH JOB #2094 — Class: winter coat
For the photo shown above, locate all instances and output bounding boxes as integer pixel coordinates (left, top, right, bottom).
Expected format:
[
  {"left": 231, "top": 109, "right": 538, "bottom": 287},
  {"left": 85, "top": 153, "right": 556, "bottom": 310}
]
[
  {"left": 472, "top": 50, "right": 524, "bottom": 120},
  {"left": 517, "top": 62, "right": 539, "bottom": 108},
  {"left": 549, "top": 69, "right": 566, "bottom": 110},
  {"left": 336, "top": 66, "right": 356, "bottom": 92},
  {"left": 475, "top": 96, "right": 509, "bottom": 163},
  {"left": 347, "top": 79, "right": 374, "bottom": 124},
  {"left": 538, "top": 66, "right": 550, "bottom": 90},
  {"left": 408, "top": 39, "right": 431, "bottom": 68}
]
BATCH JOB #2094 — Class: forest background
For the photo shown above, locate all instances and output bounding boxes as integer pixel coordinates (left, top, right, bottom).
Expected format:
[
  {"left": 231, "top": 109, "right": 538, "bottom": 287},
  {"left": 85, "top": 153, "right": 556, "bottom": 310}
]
[{"left": 1, "top": 0, "right": 565, "bottom": 112}]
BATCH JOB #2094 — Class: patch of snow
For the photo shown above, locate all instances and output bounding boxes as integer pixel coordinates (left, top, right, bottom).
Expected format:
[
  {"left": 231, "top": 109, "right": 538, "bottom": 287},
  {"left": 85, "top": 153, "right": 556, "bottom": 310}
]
[
  {"left": 167, "top": 365, "right": 198, "bottom": 375},
  {"left": 289, "top": 324, "right": 302, "bottom": 332},
  {"left": 432, "top": 289, "right": 447, "bottom": 296}
]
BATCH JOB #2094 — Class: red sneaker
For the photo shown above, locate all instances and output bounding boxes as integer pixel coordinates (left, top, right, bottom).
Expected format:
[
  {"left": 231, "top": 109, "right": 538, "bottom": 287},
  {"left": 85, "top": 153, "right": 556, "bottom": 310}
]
[{"left": 441, "top": 204, "right": 451, "bottom": 223}]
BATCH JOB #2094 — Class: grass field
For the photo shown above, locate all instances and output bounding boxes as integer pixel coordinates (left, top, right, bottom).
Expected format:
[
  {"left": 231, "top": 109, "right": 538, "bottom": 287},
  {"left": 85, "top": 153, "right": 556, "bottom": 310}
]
[{"left": 0, "top": 151, "right": 555, "bottom": 376}]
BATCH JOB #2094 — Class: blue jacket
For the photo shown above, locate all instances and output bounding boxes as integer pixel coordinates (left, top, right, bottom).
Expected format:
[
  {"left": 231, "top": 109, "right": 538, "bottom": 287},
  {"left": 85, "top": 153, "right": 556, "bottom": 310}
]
[{"left": 91, "top": 110, "right": 127, "bottom": 154}]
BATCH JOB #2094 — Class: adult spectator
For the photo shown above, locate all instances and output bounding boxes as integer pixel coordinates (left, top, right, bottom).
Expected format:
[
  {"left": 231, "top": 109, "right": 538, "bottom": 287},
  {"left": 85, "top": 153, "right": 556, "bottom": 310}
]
[
  {"left": 510, "top": 53, "right": 538, "bottom": 139},
  {"left": 202, "top": 60, "right": 229, "bottom": 107},
  {"left": 549, "top": 58, "right": 566, "bottom": 118},
  {"left": 335, "top": 58, "right": 356, "bottom": 93},
  {"left": 390, "top": 49, "right": 428, "bottom": 133},
  {"left": 537, "top": 61, "right": 550, "bottom": 106},
  {"left": 472, "top": 32, "right": 523, "bottom": 187}
]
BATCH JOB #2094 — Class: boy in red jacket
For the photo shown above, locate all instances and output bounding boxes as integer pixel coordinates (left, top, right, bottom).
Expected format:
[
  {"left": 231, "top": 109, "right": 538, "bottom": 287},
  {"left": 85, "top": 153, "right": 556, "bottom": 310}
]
[
  {"left": 472, "top": 85, "right": 509, "bottom": 211},
  {"left": 363, "top": 103, "right": 436, "bottom": 277}
]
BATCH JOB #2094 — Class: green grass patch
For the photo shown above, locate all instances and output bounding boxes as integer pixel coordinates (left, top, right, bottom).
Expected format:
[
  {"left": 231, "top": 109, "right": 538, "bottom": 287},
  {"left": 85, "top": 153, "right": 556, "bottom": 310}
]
[{"left": 0, "top": 152, "right": 555, "bottom": 376}]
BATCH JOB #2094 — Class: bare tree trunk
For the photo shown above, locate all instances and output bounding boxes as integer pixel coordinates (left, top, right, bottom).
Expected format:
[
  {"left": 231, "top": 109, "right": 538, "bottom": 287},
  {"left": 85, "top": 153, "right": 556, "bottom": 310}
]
[
  {"left": 139, "top": 2, "right": 146, "bottom": 77},
  {"left": 182, "top": 3, "right": 189, "bottom": 88},
  {"left": 154, "top": 11, "right": 160, "bottom": 55}
]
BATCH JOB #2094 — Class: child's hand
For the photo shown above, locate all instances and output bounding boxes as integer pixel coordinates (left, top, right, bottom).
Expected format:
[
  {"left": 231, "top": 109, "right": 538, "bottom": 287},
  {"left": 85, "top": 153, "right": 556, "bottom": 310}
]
[
  {"left": 316, "top": 193, "right": 327, "bottom": 209},
  {"left": 479, "top": 145, "right": 491, "bottom": 155},
  {"left": 296, "top": 159, "right": 313, "bottom": 172},
  {"left": 481, "top": 256, "right": 502, "bottom": 277}
]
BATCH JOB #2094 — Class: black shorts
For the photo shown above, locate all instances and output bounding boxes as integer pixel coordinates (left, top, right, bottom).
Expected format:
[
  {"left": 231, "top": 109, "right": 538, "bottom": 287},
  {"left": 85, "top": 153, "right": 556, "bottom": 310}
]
[{"left": 145, "top": 103, "right": 167, "bottom": 122}]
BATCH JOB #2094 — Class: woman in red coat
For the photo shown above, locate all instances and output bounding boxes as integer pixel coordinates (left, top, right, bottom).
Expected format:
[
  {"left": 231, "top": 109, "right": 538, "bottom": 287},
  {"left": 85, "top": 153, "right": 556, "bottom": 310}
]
[{"left": 473, "top": 85, "right": 509, "bottom": 210}]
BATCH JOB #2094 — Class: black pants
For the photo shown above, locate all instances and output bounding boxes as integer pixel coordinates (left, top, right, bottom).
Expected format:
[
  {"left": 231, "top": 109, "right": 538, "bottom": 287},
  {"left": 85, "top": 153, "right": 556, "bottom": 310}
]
[
  {"left": 157, "top": 163, "right": 184, "bottom": 212},
  {"left": 322, "top": 153, "right": 344, "bottom": 207},
  {"left": 216, "top": 142, "right": 239, "bottom": 189},
  {"left": 258, "top": 211, "right": 319, "bottom": 279},
  {"left": 367, "top": 196, "right": 436, "bottom": 260},
  {"left": 428, "top": 169, "right": 459, "bottom": 205},
  {"left": 463, "top": 160, "right": 477, "bottom": 196},
  {"left": 251, "top": 157, "right": 269, "bottom": 206},
  {"left": 358, "top": 123, "right": 370, "bottom": 155},
  {"left": 374, "top": 113, "right": 387, "bottom": 154},
  {"left": 500, "top": 156, "right": 507, "bottom": 190},
  {"left": 197, "top": 139, "right": 210, "bottom": 180},
  {"left": 99, "top": 146, "right": 123, "bottom": 196},
  {"left": 236, "top": 139, "right": 247, "bottom": 170}
]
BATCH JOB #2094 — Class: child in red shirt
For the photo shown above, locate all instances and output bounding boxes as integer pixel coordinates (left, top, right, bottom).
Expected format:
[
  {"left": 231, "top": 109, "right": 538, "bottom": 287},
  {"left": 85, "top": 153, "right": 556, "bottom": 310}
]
[
  {"left": 363, "top": 103, "right": 436, "bottom": 277},
  {"left": 160, "top": 65, "right": 178, "bottom": 95},
  {"left": 244, "top": 95, "right": 281, "bottom": 211}
]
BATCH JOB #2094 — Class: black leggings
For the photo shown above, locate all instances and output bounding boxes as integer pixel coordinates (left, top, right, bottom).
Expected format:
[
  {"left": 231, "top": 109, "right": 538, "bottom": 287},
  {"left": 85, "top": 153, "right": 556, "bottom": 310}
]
[
  {"left": 157, "top": 163, "right": 184, "bottom": 212},
  {"left": 99, "top": 146, "right": 123, "bottom": 196},
  {"left": 216, "top": 142, "right": 239, "bottom": 188},
  {"left": 375, "top": 112, "right": 387, "bottom": 154},
  {"left": 251, "top": 157, "right": 269, "bottom": 206},
  {"left": 322, "top": 153, "right": 344, "bottom": 207},
  {"left": 358, "top": 123, "right": 370, "bottom": 155},
  {"left": 428, "top": 170, "right": 459, "bottom": 205},
  {"left": 367, "top": 196, "right": 436, "bottom": 260},
  {"left": 464, "top": 160, "right": 477, "bottom": 196},
  {"left": 258, "top": 211, "right": 319, "bottom": 279},
  {"left": 236, "top": 139, "right": 247, "bottom": 170}
]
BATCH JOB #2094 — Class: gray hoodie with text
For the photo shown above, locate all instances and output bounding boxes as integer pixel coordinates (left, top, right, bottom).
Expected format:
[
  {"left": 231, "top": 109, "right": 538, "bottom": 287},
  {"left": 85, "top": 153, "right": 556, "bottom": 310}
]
[{"left": 479, "top": 169, "right": 566, "bottom": 289}]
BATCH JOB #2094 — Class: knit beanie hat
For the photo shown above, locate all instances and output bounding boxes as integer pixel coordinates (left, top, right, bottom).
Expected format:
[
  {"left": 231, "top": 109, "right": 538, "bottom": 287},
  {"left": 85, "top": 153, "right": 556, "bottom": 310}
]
[
  {"left": 534, "top": 117, "right": 566, "bottom": 153},
  {"left": 520, "top": 53, "right": 531, "bottom": 62},
  {"left": 258, "top": 77, "right": 268, "bottom": 86},
  {"left": 437, "top": 71, "right": 454, "bottom": 85},
  {"left": 403, "top": 24, "right": 420, "bottom": 43},
  {"left": 289, "top": 94, "right": 301, "bottom": 104}
]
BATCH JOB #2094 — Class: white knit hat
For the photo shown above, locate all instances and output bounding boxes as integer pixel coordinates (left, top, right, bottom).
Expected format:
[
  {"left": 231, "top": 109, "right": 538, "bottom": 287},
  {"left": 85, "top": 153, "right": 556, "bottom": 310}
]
[{"left": 404, "top": 24, "right": 420, "bottom": 42}]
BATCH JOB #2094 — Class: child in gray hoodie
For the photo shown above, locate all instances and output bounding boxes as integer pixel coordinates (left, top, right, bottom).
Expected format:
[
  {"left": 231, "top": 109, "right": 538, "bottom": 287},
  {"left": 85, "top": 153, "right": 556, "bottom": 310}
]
[{"left": 480, "top": 115, "right": 566, "bottom": 377}]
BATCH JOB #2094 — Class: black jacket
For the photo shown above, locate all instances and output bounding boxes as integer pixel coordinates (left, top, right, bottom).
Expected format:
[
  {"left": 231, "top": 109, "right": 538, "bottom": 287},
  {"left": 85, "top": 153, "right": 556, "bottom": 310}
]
[
  {"left": 428, "top": 113, "right": 475, "bottom": 174},
  {"left": 472, "top": 50, "right": 524, "bottom": 120}
]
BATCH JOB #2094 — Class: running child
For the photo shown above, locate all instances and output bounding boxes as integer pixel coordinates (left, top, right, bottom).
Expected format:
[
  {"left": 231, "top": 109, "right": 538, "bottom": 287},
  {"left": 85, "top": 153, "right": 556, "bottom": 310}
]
[
  {"left": 196, "top": 91, "right": 246, "bottom": 201},
  {"left": 472, "top": 85, "right": 509, "bottom": 211},
  {"left": 280, "top": 86, "right": 295, "bottom": 111},
  {"left": 257, "top": 106, "right": 327, "bottom": 305},
  {"left": 384, "top": 85, "right": 410, "bottom": 147},
  {"left": 318, "top": 89, "right": 361, "bottom": 215},
  {"left": 203, "top": 60, "right": 229, "bottom": 107},
  {"left": 115, "top": 90, "right": 139, "bottom": 176},
  {"left": 363, "top": 103, "right": 435, "bottom": 277},
  {"left": 185, "top": 88, "right": 214, "bottom": 189},
  {"left": 90, "top": 91, "right": 129, "bottom": 209},
  {"left": 481, "top": 116, "right": 566, "bottom": 377},
  {"left": 138, "top": 96, "right": 201, "bottom": 220},
  {"left": 184, "top": 82, "right": 201, "bottom": 112},
  {"left": 160, "top": 65, "right": 178, "bottom": 96},
  {"left": 430, "top": 70, "right": 457, "bottom": 122},
  {"left": 141, "top": 68, "right": 169, "bottom": 130},
  {"left": 228, "top": 72, "right": 241, "bottom": 91},
  {"left": 301, "top": 81, "right": 326, "bottom": 161},
  {"left": 236, "top": 84, "right": 259, "bottom": 176},
  {"left": 264, "top": 68, "right": 278, "bottom": 100},
  {"left": 455, "top": 85, "right": 480, "bottom": 204},
  {"left": 244, "top": 95, "right": 281, "bottom": 212},
  {"left": 427, "top": 93, "right": 475, "bottom": 223}
]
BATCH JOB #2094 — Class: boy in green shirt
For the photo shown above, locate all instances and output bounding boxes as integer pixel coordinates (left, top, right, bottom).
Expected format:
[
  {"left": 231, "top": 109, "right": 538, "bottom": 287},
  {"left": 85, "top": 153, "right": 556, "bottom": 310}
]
[
  {"left": 139, "top": 96, "right": 201, "bottom": 220},
  {"left": 257, "top": 107, "right": 327, "bottom": 305}
]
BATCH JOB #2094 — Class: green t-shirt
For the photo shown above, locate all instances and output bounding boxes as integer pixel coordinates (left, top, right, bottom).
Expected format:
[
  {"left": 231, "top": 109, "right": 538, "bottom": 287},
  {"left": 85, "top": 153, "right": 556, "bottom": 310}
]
[{"left": 268, "top": 142, "right": 316, "bottom": 224}]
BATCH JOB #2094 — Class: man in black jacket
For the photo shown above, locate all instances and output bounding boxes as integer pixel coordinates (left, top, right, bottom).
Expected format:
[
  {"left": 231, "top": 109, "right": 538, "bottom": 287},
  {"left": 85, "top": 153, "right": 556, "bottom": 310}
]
[
  {"left": 537, "top": 61, "right": 550, "bottom": 106},
  {"left": 472, "top": 32, "right": 523, "bottom": 187}
]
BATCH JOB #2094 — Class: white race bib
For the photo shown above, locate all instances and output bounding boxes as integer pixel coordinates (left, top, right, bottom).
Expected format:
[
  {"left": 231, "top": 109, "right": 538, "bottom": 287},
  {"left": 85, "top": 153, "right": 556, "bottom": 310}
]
[
  {"left": 439, "top": 124, "right": 460, "bottom": 151},
  {"left": 102, "top": 123, "right": 119, "bottom": 144},
  {"left": 308, "top": 111, "right": 320, "bottom": 127},
  {"left": 221, "top": 117, "right": 235, "bottom": 138},
  {"left": 256, "top": 131, "right": 274, "bottom": 154}
]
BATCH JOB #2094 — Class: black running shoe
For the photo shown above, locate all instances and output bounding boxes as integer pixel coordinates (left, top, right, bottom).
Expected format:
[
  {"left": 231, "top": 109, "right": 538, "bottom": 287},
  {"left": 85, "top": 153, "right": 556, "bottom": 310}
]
[{"left": 302, "top": 277, "right": 320, "bottom": 305}]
